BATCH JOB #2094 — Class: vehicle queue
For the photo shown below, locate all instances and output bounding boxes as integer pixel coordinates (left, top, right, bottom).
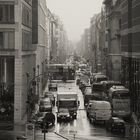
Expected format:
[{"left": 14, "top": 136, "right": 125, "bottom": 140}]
[
  {"left": 76, "top": 68, "right": 131, "bottom": 134},
  {"left": 31, "top": 60, "right": 130, "bottom": 135}
]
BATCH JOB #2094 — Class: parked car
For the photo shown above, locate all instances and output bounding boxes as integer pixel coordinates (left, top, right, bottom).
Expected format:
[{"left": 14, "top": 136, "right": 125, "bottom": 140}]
[
  {"left": 106, "top": 117, "right": 125, "bottom": 134},
  {"left": 44, "top": 93, "right": 55, "bottom": 106},
  {"left": 39, "top": 97, "right": 52, "bottom": 112}
]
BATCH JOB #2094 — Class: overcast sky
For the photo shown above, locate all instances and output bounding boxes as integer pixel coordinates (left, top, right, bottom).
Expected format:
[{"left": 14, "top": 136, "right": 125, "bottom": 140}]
[{"left": 47, "top": 0, "right": 103, "bottom": 42}]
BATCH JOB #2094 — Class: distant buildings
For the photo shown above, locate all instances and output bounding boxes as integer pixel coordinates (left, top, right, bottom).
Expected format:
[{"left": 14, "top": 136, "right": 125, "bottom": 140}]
[{"left": 90, "top": 13, "right": 101, "bottom": 73}]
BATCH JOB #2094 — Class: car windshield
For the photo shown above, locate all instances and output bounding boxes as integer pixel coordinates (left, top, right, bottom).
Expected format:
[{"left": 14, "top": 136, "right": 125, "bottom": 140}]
[{"left": 59, "top": 101, "right": 77, "bottom": 108}]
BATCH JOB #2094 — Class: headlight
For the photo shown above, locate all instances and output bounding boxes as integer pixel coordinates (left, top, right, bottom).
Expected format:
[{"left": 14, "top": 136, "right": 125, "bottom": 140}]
[{"left": 67, "top": 114, "right": 70, "bottom": 117}]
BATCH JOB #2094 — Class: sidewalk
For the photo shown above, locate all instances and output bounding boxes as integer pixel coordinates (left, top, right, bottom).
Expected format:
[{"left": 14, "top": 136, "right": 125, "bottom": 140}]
[{"left": 0, "top": 123, "right": 26, "bottom": 140}]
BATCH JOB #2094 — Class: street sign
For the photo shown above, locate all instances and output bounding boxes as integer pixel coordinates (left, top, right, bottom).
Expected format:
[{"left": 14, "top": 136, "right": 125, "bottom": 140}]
[{"left": 26, "top": 123, "right": 35, "bottom": 140}]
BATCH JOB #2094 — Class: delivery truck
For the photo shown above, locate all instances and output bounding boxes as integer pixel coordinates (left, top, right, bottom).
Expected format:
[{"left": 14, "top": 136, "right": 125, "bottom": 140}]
[{"left": 56, "top": 90, "right": 79, "bottom": 121}]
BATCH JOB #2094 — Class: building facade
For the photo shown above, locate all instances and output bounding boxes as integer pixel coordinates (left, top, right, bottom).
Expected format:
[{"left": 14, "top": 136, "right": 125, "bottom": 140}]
[
  {"left": 90, "top": 13, "right": 102, "bottom": 73},
  {"left": 0, "top": 0, "right": 49, "bottom": 125},
  {"left": 0, "top": 0, "right": 36, "bottom": 124},
  {"left": 121, "top": 0, "right": 140, "bottom": 120},
  {"left": 104, "top": 0, "right": 122, "bottom": 81}
]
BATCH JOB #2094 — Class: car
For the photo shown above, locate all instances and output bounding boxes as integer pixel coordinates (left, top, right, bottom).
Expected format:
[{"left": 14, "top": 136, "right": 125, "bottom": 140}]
[
  {"left": 83, "top": 85, "right": 92, "bottom": 95},
  {"left": 44, "top": 93, "right": 55, "bottom": 106},
  {"left": 106, "top": 117, "right": 125, "bottom": 134},
  {"left": 57, "top": 108, "right": 72, "bottom": 122},
  {"left": 48, "top": 83, "right": 57, "bottom": 92},
  {"left": 39, "top": 97, "right": 52, "bottom": 112}
]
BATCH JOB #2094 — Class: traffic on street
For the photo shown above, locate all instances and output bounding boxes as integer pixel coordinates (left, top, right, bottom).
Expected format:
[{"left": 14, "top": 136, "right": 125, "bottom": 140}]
[{"left": 0, "top": 0, "right": 140, "bottom": 140}]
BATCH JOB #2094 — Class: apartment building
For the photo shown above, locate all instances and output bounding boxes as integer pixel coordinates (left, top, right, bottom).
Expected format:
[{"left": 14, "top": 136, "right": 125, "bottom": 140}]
[
  {"left": 103, "top": 0, "right": 122, "bottom": 81},
  {"left": 0, "top": 0, "right": 49, "bottom": 125},
  {"left": 121, "top": 0, "right": 140, "bottom": 119}
]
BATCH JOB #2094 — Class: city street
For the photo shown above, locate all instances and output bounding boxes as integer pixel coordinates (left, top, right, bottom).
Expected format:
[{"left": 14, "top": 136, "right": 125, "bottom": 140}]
[
  {"left": 0, "top": 0, "right": 140, "bottom": 139},
  {"left": 0, "top": 84, "right": 130, "bottom": 140}
]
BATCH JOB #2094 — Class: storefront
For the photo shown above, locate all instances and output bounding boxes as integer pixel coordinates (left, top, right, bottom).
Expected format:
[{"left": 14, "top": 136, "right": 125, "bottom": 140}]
[{"left": 0, "top": 56, "right": 14, "bottom": 122}]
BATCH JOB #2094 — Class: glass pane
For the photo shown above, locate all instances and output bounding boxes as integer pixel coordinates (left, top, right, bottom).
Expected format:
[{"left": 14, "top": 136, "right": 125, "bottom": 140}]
[
  {"left": 0, "top": 32, "right": 4, "bottom": 48},
  {"left": 10, "top": 5, "right": 14, "bottom": 22},
  {"left": 5, "top": 5, "right": 9, "bottom": 22},
  {"left": 8, "top": 32, "right": 14, "bottom": 49},
  {"left": 0, "top": 5, "right": 3, "bottom": 21}
]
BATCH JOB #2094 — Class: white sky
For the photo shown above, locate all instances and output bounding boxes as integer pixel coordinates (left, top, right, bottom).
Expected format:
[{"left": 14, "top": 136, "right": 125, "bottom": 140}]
[{"left": 47, "top": 0, "right": 103, "bottom": 42}]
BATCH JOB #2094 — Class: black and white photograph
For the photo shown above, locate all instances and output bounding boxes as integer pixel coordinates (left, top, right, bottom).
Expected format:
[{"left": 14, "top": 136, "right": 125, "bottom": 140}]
[{"left": 0, "top": 0, "right": 140, "bottom": 140}]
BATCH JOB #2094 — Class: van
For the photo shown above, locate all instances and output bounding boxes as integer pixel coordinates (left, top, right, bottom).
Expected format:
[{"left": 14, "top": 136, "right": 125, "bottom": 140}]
[
  {"left": 87, "top": 100, "right": 111, "bottom": 124},
  {"left": 39, "top": 98, "right": 52, "bottom": 112}
]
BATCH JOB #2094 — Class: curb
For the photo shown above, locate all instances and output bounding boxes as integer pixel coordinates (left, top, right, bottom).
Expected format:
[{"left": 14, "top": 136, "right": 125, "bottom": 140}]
[{"left": 54, "top": 132, "right": 70, "bottom": 140}]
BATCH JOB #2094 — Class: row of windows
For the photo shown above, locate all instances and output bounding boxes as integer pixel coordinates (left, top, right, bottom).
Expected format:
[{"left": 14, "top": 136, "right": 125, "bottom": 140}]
[
  {"left": 0, "top": 32, "right": 15, "bottom": 49},
  {"left": 0, "top": 4, "right": 14, "bottom": 23}
]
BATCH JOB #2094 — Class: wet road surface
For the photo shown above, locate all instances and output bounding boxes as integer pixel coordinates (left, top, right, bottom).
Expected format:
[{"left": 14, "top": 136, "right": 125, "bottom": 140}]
[{"left": 0, "top": 83, "right": 130, "bottom": 140}]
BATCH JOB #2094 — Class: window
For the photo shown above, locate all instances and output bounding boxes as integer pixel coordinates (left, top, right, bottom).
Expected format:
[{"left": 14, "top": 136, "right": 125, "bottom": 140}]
[
  {"left": 119, "top": 19, "right": 121, "bottom": 29},
  {"left": 0, "top": 31, "right": 14, "bottom": 49},
  {"left": 0, "top": 32, "right": 4, "bottom": 48},
  {"left": 0, "top": 4, "right": 14, "bottom": 23},
  {"left": 22, "top": 4, "right": 32, "bottom": 27},
  {"left": 22, "top": 30, "right": 32, "bottom": 50},
  {"left": 0, "top": 6, "right": 3, "bottom": 21}
]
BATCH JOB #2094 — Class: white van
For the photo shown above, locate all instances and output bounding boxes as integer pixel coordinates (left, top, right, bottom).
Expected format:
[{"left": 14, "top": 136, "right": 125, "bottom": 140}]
[{"left": 87, "top": 100, "right": 111, "bottom": 124}]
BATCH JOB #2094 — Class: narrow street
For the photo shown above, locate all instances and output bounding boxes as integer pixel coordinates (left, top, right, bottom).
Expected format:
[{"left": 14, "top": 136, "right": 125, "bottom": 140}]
[
  {"left": 34, "top": 83, "right": 128, "bottom": 140},
  {"left": 0, "top": 0, "right": 140, "bottom": 139},
  {"left": 0, "top": 83, "right": 132, "bottom": 140}
]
